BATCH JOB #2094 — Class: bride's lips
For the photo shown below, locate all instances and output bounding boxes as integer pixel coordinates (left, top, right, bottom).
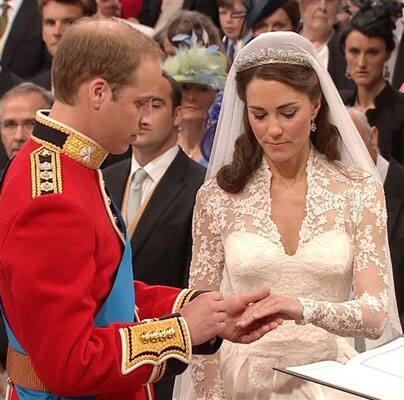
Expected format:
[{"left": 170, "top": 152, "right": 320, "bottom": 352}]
[{"left": 268, "top": 142, "right": 288, "bottom": 149}]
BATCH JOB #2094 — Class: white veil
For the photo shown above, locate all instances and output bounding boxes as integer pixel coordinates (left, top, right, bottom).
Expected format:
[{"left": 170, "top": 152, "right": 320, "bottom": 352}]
[
  {"left": 208, "top": 31, "right": 401, "bottom": 348},
  {"left": 207, "top": 31, "right": 381, "bottom": 179},
  {"left": 174, "top": 31, "right": 401, "bottom": 399}
]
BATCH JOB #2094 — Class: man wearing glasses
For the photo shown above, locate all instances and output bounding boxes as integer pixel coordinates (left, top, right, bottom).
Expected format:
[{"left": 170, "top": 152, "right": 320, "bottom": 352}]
[
  {"left": 218, "top": 0, "right": 249, "bottom": 63},
  {"left": 0, "top": 82, "right": 53, "bottom": 172}
]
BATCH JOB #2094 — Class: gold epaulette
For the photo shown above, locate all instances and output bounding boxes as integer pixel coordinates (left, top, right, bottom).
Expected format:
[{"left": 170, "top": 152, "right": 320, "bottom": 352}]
[
  {"left": 119, "top": 314, "right": 192, "bottom": 375},
  {"left": 30, "top": 147, "right": 63, "bottom": 198}
]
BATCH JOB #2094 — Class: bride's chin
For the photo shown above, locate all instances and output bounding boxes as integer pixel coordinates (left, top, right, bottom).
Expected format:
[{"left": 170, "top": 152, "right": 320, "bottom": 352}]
[{"left": 263, "top": 151, "right": 292, "bottom": 165}]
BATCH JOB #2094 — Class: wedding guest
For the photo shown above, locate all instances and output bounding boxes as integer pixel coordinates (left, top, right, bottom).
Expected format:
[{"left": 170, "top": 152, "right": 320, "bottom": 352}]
[
  {"left": 0, "top": 0, "right": 47, "bottom": 81},
  {"left": 103, "top": 72, "right": 205, "bottom": 399},
  {"left": 300, "top": 0, "right": 353, "bottom": 91},
  {"left": 182, "top": 0, "right": 220, "bottom": 28},
  {"left": 174, "top": 31, "right": 401, "bottom": 399},
  {"left": 0, "top": 82, "right": 53, "bottom": 171},
  {"left": 161, "top": 10, "right": 223, "bottom": 56},
  {"left": 138, "top": 0, "right": 182, "bottom": 32},
  {"left": 164, "top": 44, "right": 227, "bottom": 165},
  {"left": 349, "top": 107, "right": 404, "bottom": 327},
  {"left": 340, "top": 1, "right": 404, "bottom": 164},
  {"left": 32, "top": 0, "right": 97, "bottom": 91},
  {"left": 248, "top": 0, "right": 300, "bottom": 37},
  {"left": 218, "top": 0, "right": 249, "bottom": 63},
  {"left": 385, "top": 2, "right": 404, "bottom": 90}
]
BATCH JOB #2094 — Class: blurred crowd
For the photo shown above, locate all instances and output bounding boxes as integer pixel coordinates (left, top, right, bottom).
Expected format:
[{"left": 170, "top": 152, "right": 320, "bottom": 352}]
[{"left": 0, "top": 0, "right": 403, "bottom": 398}]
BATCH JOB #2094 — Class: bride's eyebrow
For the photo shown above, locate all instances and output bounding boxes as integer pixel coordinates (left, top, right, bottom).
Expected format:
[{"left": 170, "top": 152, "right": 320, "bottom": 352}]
[
  {"left": 247, "top": 102, "right": 299, "bottom": 112},
  {"left": 247, "top": 106, "right": 266, "bottom": 111},
  {"left": 277, "top": 102, "right": 299, "bottom": 110}
]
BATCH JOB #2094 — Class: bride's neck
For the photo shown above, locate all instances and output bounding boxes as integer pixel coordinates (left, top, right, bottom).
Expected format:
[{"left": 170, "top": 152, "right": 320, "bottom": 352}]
[{"left": 266, "top": 147, "right": 310, "bottom": 186}]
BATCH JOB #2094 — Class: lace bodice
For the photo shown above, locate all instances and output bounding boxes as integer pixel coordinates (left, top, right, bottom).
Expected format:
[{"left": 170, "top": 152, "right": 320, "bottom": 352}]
[{"left": 188, "top": 150, "right": 389, "bottom": 399}]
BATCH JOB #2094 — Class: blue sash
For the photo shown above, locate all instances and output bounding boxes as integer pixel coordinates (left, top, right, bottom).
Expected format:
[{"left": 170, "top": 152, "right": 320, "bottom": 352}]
[{"left": 0, "top": 169, "right": 136, "bottom": 399}]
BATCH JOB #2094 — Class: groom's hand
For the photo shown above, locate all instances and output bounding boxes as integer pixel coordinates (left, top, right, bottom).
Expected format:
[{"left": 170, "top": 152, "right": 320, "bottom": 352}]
[
  {"left": 180, "top": 291, "right": 227, "bottom": 346},
  {"left": 218, "top": 288, "right": 283, "bottom": 344}
]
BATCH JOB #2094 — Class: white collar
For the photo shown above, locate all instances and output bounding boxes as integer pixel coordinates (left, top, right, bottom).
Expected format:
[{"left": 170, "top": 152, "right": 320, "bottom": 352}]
[
  {"left": 130, "top": 144, "right": 179, "bottom": 183},
  {"left": 376, "top": 153, "right": 389, "bottom": 185}
]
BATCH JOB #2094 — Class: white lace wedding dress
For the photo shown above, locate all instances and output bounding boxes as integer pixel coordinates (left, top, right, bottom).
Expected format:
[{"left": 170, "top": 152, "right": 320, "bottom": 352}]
[{"left": 188, "top": 149, "right": 389, "bottom": 399}]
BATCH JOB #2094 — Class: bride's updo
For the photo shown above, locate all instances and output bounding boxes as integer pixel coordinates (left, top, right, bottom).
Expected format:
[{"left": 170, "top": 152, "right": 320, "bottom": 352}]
[{"left": 217, "top": 63, "right": 341, "bottom": 193}]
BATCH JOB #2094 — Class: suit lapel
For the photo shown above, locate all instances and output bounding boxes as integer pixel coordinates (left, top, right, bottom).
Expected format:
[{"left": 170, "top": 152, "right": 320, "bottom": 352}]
[
  {"left": 131, "top": 151, "right": 188, "bottom": 253},
  {"left": 384, "top": 159, "right": 404, "bottom": 237},
  {"left": 106, "top": 159, "right": 131, "bottom": 209},
  {"left": 3, "top": 0, "right": 31, "bottom": 65},
  {"left": 392, "top": 33, "right": 404, "bottom": 89}
]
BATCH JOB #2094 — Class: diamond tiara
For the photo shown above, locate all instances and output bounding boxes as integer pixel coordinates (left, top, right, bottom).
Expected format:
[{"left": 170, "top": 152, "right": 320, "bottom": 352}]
[{"left": 235, "top": 48, "right": 311, "bottom": 72}]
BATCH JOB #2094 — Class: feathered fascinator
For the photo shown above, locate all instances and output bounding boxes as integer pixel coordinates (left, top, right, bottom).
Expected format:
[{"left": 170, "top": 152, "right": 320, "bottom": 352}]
[
  {"left": 350, "top": 0, "right": 402, "bottom": 37},
  {"left": 163, "top": 45, "right": 228, "bottom": 90}
]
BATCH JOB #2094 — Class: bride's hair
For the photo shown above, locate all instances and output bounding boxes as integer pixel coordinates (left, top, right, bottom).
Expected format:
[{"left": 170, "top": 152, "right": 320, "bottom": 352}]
[{"left": 217, "top": 63, "right": 341, "bottom": 193}]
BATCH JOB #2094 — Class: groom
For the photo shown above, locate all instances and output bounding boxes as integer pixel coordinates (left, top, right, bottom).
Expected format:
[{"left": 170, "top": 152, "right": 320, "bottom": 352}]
[{"left": 0, "top": 18, "right": 280, "bottom": 400}]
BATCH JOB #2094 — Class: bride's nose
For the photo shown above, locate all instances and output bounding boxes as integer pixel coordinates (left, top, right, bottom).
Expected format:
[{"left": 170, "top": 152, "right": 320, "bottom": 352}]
[{"left": 266, "top": 117, "right": 283, "bottom": 138}]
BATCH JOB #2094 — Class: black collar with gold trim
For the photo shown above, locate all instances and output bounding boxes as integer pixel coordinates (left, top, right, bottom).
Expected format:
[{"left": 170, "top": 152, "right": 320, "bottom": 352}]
[{"left": 32, "top": 110, "right": 108, "bottom": 170}]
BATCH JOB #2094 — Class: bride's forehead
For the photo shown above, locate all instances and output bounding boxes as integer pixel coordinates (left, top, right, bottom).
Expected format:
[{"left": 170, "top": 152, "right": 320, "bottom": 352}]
[{"left": 246, "top": 78, "right": 306, "bottom": 95}]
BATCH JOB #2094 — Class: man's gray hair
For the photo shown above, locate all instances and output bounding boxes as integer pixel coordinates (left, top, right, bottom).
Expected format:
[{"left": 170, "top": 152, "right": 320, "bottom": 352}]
[
  {"left": 347, "top": 107, "right": 372, "bottom": 137},
  {"left": 0, "top": 82, "right": 54, "bottom": 120}
]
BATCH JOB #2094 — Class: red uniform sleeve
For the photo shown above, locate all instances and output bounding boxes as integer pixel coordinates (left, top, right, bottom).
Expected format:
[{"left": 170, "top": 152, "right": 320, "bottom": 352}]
[
  {"left": 0, "top": 195, "right": 192, "bottom": 396},
  {"left": 134, "top": 281, "right": 195, "bottom": 320}
]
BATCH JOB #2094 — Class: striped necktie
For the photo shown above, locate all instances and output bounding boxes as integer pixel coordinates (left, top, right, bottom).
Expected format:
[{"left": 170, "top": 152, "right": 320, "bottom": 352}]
[
  {"left": 0, "top": 1, "right": 10, "bottom": 40},
  {"left": 228, "top": 40, "right": 236, "bottom": 63},
  {"left": 127, "top": 168, "right": 148, "bottom": 226}
]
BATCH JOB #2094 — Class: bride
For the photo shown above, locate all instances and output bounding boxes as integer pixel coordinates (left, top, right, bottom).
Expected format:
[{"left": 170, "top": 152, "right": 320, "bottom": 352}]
[{"left": 174, "top": 31, "right": 402, "bottom": 399}]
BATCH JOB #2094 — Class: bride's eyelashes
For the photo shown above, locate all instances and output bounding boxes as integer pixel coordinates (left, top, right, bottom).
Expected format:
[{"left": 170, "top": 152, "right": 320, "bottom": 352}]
[
  {"left": 249, "top": 108, "right": 299, "bottom": 121},
  {"left": 281, "top": 108, "right": 298, "bottom": 119}
]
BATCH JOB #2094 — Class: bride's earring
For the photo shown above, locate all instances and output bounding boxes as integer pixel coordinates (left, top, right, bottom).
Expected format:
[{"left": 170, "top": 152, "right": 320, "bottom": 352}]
[
  {"left": 311, "top": 119, "right": 317, "bottom": 133},
  {"left": 345, "top": 68, "right": 351, "bottom": 79}
]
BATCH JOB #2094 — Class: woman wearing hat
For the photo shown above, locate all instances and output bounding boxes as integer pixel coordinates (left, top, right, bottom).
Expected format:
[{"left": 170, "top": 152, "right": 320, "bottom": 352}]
[
  {"left": 164, "top": 45, "right": 227, "bottom": 165},
  {"left": 248, "top": 0, "right": 300, "bottom": 37}
]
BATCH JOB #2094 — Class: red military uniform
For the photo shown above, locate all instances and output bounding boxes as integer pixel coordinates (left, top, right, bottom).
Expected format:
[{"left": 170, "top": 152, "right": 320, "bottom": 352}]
[{"left": 0, "top": 111, "right": 199, "bottom": 399}]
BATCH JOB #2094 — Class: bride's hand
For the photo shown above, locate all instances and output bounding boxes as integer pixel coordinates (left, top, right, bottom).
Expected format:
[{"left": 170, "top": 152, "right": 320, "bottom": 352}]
[
  {"left": 218, "top": 288, "right": 283, "bottom": 343},
  {"left": 236, "top": 294, "right": 304, "bottom": 329}
]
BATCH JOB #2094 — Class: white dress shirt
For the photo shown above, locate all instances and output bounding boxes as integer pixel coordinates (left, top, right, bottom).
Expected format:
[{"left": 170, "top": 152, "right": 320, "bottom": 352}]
[
  {"left": 129, "top": 144, "right": 179, "bottom": 205},
  {"left": 376, "top": 153, "right": 389, "bottom": 185},
  {"left": 0, "top": 0, "right": 23, "bottom": 56},
  {"left": 154, "top": 0, "right": 182, "bottom": 32},
  {"left": 387, "top": 16, "right": 404, "bottom": 84},
  {"left": 317, "top": 43, "right": 329, "bottom": 70}
]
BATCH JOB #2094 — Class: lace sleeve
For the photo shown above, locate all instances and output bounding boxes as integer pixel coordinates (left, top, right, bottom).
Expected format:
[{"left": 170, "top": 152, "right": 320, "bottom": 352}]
[
  {"left": 189, "top": 184, "right": 226, "bottom": 400},
  {"left": 298, "top": 178, "right": 389, "bottom": 339}
]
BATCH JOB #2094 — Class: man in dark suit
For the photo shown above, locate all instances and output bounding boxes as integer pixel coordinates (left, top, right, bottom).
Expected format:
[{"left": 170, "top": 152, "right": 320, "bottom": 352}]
[
  {"left": 349, "top": 108, "right": 404, "bottom": 328},
  {"left": 0, "top": 64, "right": 22, "bottom": 167},
  {"left": 1, "top": 0, "right": 48, "bottom": 80},
  {"left": 103, "top": 72, "right": 205, "bottom": 398},
  {"left": 31, "top": 0, "right": 97, "bottom": 91},
  {"left": 391, "top": 28, "right": 404, "bottom": 91},
  {"left": 299, "top": 0, "right": 354, "bottom": 92},
  {"left": 139, "top": 0, "right": 220, "bottom": 30},
  {"left": 183, "top": 0, "right": 220, "bottom": 27}
]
